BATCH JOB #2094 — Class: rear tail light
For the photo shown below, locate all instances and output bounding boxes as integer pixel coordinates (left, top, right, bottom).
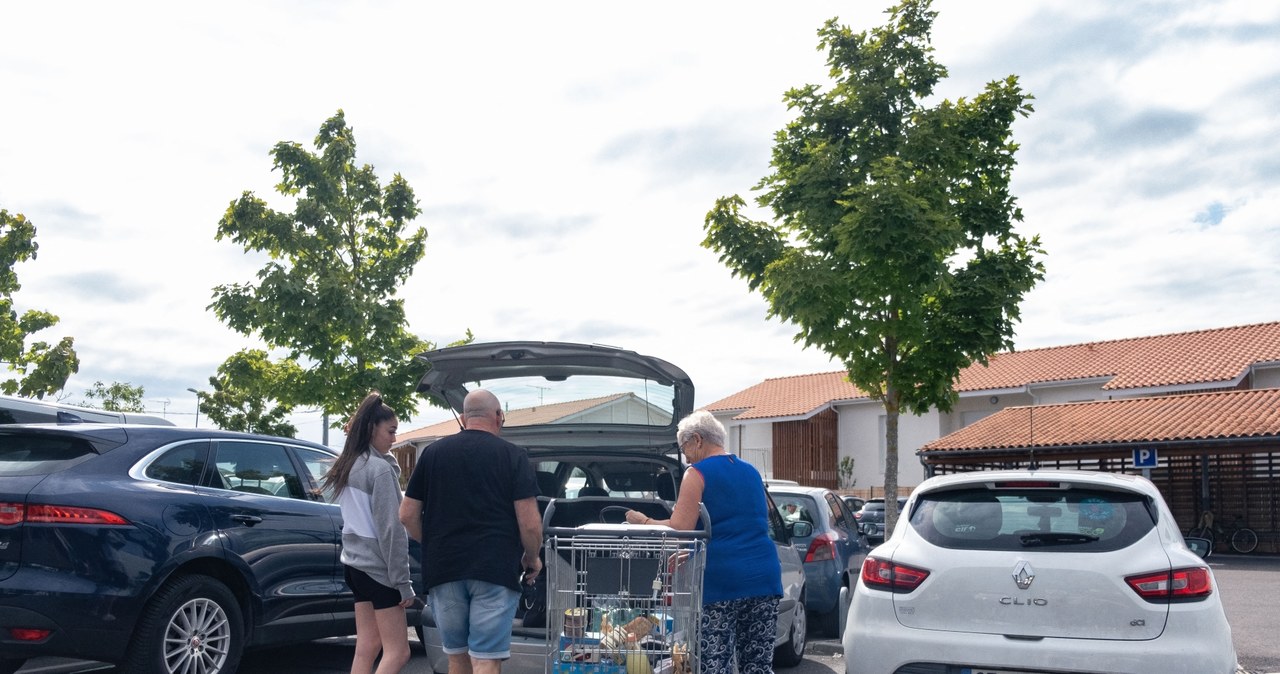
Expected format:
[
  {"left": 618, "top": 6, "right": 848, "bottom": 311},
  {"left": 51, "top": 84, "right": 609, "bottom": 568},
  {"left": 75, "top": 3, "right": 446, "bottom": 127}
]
[
  {"left": 10, "top": 628, "right": 52, "bottom": 641},
  {"left": 1125, "top": 567, "right": 1214, "bottom": 602},
  {"left": 0, "top": 503, "right": 22, "bottom": 526},
  {"left": 0, "top": 502, "right": 129, "bottom": 526},
  {"left": 861, "top": 557, "right": 930, "bottom": 593},
  {"left": 804, "top": 533, "right": 838, "bottom": 562}
]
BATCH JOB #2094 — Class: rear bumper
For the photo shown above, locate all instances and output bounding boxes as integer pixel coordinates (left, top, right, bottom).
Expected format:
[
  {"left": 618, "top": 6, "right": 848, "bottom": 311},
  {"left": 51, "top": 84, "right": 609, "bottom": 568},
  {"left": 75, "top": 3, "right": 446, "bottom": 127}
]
[
  {"left": 843, "top": 589, "right": 1237, "bottom": 674},
  {"left": 0, "top": 602, "right": 130, "bottom": 663},
  {"left": 802, "top": 560, "right": 842, "bottom": 613}
]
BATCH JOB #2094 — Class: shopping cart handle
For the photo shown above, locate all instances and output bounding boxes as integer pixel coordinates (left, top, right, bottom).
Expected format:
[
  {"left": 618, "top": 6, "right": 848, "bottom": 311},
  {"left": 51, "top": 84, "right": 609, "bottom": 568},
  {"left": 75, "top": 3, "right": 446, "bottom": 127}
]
[{"left": 542, "top": 498, "right": 711, "bottom": 539}]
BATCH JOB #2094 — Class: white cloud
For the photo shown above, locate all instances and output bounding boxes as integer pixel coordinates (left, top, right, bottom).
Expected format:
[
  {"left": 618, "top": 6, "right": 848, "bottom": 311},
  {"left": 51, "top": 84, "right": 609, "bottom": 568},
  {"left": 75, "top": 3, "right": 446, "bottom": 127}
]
[{"left": 2, "top": 0, "right": 1277, "bottom": 440}]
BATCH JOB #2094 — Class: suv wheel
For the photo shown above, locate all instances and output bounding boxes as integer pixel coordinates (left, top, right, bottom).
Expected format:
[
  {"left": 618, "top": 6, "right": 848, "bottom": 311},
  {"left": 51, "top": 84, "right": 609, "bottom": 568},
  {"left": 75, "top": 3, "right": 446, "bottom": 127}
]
[
  {"left": 773, "top": 595, "right": 807, "bottom": 667},
  {"left": 0, "top": 658, "right": 24, "bottom": 674},
  {"left": 124, "top": 574, "right": 244, "bottom": 674}
]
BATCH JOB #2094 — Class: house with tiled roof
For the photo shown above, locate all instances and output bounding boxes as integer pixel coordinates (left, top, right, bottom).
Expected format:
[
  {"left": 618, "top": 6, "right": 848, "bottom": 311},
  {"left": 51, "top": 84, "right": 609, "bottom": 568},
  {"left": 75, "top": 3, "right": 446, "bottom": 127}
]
[
  {"left": 706, "top": 322, "right": 1280, "bottom": 548},
  {"left": 390, "top": 393, "right": 668, "bottom": 476}
]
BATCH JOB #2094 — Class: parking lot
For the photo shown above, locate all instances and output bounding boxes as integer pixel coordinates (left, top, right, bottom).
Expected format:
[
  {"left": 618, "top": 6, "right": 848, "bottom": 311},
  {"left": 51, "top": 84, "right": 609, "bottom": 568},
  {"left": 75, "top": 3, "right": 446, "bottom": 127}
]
[{"left": 19, "top": 554, "right": 1279, "bottom": 674}]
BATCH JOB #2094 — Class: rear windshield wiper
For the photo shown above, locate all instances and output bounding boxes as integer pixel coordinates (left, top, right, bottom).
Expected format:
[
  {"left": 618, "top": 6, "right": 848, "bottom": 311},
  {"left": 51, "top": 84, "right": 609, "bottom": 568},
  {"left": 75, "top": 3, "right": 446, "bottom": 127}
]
[{"left": 1018, "top": 532, "right": 1099, "bottom": 547}]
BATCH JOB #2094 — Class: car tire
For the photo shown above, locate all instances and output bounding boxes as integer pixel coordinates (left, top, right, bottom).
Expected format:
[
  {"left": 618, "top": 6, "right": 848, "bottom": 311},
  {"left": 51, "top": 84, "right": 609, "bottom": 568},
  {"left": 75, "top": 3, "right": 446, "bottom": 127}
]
[
  {"left": 0, "top": 658, "right": 24, "bottom": 674},
  {"left": 123, "top": 574, "right": 244, "bottom": 674},
  {"left": 773, "top": 595, "right": 807, "bottom": 668}
]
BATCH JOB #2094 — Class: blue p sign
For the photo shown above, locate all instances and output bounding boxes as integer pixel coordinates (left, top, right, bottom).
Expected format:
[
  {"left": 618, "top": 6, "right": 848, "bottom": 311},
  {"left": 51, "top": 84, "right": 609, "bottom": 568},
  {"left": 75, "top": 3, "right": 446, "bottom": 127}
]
[{"left": 1133, "top": 448, "right": 1157, "bottom": 468}]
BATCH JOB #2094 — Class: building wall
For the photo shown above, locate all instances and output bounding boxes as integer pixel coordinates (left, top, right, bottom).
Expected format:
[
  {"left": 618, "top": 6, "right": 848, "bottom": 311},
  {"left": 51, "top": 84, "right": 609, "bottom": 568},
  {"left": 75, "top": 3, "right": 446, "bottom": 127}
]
[
  {"left": 719, "top": 414, "right": 776, "bottom": 478},
  {"left": 833, "top": 401, "right": 931, "bottom": 491}
]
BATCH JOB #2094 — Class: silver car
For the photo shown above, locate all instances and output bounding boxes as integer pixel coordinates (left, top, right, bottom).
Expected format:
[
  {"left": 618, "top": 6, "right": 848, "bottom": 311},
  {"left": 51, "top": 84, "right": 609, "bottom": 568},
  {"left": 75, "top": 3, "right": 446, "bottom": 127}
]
[
  {"left": 411, "top": 341, "right": 810, "bottom": 672},
  {"left": 844, "top": 469, "right": 1236, "bottom": 674}
]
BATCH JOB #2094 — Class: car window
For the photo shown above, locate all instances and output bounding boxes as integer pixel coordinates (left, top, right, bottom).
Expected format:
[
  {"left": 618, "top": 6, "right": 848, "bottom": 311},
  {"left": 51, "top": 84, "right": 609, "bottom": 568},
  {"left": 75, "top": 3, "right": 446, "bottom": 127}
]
[
  {"left": 146, "top": 441, "right": 212, "bottom": 486},
  {"left": 910, "top": 487, "right": 1154, "bottom": 552},
  {"left": 775, "top": 495, "right": 817, "bottom": 526},
  {"left": 824, "top": 492, "right": 849, "bottom": 528},
  {"left": 0, "top": 433, "right": 98, "bottom": 476},
  {"left": 765, "top": 493, "right": 790, "bottom": 544},
  {"left": 212, "top": 441, "right": 308, "bottom": 499},
  {"left": 293, "top": 446, "right": 337, "bottom": 499}
]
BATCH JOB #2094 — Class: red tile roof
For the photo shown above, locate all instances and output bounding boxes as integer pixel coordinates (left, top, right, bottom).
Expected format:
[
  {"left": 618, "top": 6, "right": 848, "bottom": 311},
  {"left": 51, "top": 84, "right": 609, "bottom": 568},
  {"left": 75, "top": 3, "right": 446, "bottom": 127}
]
[
  {"left": 706, "top": 321, "right": 1280, "bottom": 420},
  {"left": 920, "top": 388, "right": 1280, "bottom": 452}
]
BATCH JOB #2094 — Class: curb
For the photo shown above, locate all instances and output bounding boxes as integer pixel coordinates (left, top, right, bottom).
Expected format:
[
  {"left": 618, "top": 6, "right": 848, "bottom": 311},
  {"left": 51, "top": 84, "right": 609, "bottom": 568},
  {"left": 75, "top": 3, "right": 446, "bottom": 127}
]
[{"left": 807, "top": 641, "right": 843, "bottom": 657}]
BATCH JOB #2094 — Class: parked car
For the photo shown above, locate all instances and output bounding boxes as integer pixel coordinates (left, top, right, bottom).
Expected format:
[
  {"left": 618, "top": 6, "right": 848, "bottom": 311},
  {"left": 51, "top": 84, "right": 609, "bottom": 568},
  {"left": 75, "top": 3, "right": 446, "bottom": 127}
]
[
  {"left": 844, "top": 469, "right": 1236, "bottom": 674},
  {"left": 0, "top": 424, "right": 425, "bottom": 674},
  {"left": 412, "top": 341, "right": 811, "bottom": 671},
  {"left": 840, "top": 495, "right": 865, "bottom": 514},
  {"left": 767, "top": 484, "right": 868, "bottom": 636},
  {"left": 854, "top": 496, "right": 907, "bottom": 544},
  {"left": 0, "top": 392, "right": 174, "bottom": 426}
]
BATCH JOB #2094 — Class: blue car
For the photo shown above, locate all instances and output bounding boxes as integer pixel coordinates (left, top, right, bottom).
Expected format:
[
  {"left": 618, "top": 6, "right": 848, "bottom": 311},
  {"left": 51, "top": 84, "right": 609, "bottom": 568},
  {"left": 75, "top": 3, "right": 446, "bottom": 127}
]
[
  {"left": 768, "top": 484, "right": 868, "bottom": 636},
  {"left": 0, "top": 423, "right": 424, "bottom": 674}
]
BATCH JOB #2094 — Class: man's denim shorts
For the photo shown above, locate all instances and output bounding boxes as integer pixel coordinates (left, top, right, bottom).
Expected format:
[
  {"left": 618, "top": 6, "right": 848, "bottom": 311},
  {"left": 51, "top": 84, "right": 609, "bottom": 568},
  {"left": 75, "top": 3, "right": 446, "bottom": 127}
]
[{"left": 429, "top": 579, "right": 520, "bottom": 659}]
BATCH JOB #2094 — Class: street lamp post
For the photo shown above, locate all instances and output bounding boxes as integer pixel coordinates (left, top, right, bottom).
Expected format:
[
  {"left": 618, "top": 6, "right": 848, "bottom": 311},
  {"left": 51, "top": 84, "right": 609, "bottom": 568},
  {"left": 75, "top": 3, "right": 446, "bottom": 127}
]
[{"left": 187, "top": 388, "right": 204, "bottom": 428}]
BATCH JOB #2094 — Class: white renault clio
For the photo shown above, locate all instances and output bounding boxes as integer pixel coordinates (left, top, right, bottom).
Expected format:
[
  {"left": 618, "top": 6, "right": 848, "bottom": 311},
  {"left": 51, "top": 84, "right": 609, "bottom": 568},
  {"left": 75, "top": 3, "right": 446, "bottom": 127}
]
[{"left": 843, "top": 470, "right": 1236, "bottom": 674}]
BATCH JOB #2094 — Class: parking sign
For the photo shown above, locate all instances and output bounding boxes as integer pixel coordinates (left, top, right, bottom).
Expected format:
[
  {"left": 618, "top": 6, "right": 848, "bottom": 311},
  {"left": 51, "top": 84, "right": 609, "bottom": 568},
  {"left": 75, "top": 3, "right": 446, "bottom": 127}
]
[{"left": 1133, "top": 448, "right": 1158, "bottom": 468}]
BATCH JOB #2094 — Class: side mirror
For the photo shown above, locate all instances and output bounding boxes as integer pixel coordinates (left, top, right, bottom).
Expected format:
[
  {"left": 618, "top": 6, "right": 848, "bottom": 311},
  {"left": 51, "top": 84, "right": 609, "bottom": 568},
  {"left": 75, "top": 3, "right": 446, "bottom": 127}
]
[
  {"left": 1184, "top": 536, "right": 1212, "bottom": 559},
  {"left": 789, "top": 521, "right": 813, "bottom": 538}
]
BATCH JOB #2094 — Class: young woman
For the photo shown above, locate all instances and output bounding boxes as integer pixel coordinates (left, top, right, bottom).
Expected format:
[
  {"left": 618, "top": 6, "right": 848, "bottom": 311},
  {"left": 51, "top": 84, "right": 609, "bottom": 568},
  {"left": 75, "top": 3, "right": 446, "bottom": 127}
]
[{"left": 324, "top": 392, "right": 414, "bottom": 674}]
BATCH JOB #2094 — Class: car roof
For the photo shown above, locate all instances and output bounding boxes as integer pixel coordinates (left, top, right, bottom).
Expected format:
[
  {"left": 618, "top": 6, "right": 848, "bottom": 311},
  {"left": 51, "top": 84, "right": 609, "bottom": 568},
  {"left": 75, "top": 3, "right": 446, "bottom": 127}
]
[
  {"left": 913, "top": 468, "right": 1156, "bottom": 497},
  {"left": 0, "top": 423, "right": 333, "bottom": 451},
  {"left": 0, "top": 393, "right": 175, "bottom": 426},
  {"left": 766, "top": 485, "right": 835, "bottom": 499}
]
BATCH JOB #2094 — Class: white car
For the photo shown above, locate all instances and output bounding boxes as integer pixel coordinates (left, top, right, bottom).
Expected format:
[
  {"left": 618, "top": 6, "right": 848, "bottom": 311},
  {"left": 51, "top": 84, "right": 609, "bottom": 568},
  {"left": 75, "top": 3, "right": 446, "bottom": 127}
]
[{"left": 843, "top": 469, "right": 1236, "bottom": 674}]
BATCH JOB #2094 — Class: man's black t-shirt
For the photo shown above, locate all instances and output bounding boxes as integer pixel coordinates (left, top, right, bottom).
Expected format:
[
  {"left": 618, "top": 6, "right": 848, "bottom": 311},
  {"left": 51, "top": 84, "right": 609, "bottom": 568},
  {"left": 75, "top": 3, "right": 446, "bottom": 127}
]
[{"left": 404, "top": 429, "right": 538, "bottom": 591}]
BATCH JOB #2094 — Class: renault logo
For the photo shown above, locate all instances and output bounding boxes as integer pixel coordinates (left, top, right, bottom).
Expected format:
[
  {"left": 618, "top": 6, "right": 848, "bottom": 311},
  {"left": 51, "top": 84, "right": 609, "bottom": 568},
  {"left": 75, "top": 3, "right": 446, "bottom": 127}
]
[{"left": 1012, "top": 560, "right": 1035, "bottom": 589}]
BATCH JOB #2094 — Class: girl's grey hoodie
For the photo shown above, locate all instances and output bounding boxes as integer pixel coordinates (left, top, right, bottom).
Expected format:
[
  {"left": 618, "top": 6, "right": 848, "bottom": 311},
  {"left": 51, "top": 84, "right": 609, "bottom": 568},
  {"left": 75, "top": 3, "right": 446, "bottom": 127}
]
[{"left": 337, "top": 450, "right": 413, "bottom": 602}]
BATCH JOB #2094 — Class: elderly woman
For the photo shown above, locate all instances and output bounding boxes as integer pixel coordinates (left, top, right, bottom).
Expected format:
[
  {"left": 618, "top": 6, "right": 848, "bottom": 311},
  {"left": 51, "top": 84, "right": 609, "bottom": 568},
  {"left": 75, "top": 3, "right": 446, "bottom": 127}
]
[{"left": 625, "top": 410, "right": 782, "bottom": 674}]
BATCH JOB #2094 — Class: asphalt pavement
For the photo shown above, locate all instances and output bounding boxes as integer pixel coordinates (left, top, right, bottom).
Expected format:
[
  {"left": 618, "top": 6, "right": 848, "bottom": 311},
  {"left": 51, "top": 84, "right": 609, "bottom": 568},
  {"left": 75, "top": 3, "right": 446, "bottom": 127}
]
[{"left": 17, "top": 554, "right": 1279, "bottom": 674}]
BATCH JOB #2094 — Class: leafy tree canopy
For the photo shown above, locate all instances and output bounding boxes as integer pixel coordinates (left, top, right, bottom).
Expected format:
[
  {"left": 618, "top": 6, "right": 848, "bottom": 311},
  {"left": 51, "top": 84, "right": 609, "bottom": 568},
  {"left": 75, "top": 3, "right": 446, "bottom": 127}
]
[
  {"left": 703, "top": 0, "right": 1044, "bottom": 523},
  {"left": 82, "top": 380, "right": 145, "bottom": 413},
  {"left": 211, "top": 110, "right": 467, "bottom": 425},
  {"left": 199, "top": 349, "right": 300, "bottom": 436},
  {"left": 0, "top": 208, "right": 79, "bottom": 398}
]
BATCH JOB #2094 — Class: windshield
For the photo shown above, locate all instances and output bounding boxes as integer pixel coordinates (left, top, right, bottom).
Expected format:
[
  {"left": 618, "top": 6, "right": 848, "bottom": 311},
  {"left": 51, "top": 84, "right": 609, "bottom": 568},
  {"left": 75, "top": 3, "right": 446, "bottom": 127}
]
[
  {"left": 910, "top": 486, "right": 1155, "bottom": 552},
  {"left": 468, "top": 374, "right": 675, "bottom": 429}
]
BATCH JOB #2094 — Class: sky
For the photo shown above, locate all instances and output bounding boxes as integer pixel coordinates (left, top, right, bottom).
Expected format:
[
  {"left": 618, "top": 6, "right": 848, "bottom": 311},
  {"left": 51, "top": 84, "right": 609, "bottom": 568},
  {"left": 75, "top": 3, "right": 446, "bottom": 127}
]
[{"left": 3, "top": 1, "right": 1278, "bottom": 446}]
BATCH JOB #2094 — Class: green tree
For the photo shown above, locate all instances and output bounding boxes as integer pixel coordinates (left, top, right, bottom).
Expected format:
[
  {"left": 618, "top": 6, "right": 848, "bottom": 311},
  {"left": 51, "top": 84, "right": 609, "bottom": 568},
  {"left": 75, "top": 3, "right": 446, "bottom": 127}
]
[
  {"left": 199, "top": 349, "right": 300, "bottom": 436},
  {"left": 211, "top": 110, "right": 464, "bottom": 431},
  {"left": 703, "top": 0, "right": 1043, "bottom": 535},
  {"left": 82, "top": 380, "right": 146, "bottom": 412},
  {"left": 0, "top": 208, "right": 79, "bottom": 398}
]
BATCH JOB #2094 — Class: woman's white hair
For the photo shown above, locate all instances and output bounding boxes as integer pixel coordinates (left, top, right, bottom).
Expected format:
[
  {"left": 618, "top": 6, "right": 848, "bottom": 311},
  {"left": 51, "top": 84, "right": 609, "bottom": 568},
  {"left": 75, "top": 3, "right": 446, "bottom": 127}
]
[{"left": 676, "top": 409, "right": 726, "bottom": 447}]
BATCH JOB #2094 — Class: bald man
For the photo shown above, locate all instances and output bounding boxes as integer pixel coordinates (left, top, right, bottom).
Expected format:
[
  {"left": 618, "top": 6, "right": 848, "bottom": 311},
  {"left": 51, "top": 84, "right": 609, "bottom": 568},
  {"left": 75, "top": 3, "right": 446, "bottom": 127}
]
[{"left": 400, "top": 390, "right": 542, "bottom": 674}]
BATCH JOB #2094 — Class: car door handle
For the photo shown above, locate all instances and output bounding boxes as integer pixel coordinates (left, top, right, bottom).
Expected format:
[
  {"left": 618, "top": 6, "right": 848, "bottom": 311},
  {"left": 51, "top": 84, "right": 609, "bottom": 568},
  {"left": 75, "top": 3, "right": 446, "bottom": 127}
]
[{"left": 232, "top": 514, "right": 264, "bottom": 527}]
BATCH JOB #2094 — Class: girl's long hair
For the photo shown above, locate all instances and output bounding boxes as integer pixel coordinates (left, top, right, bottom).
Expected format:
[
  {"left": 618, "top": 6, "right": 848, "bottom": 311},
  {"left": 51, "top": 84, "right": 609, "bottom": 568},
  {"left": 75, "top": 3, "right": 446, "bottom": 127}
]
[{"left": 322, "top": 391, "right": 396, "bottom": 497}]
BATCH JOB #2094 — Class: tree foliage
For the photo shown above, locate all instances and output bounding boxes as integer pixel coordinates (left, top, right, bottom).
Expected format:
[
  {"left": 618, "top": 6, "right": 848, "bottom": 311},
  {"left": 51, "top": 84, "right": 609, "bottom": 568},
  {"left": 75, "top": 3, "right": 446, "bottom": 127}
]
[
  {"left": 703, "top": 0, "right": 1043, "bottom": 532},
  {"left": 82, "top": 380, "right": 145, "bottom": 413},
  {"left": 199, "top": 349, "right": 300, "bottom": 436},
  {"left": 211, "top": 110, "right": 465, "bottom": 426},
  {"left": 0, "top": 208, "right": 80, "bottom": 398}
]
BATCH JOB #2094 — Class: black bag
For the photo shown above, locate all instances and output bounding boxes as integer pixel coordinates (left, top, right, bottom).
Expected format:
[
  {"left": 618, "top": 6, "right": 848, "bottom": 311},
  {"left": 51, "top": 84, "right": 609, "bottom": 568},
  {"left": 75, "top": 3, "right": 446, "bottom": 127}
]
[{"left": 518, "top": 572, "right": 546, "bottom": 628}]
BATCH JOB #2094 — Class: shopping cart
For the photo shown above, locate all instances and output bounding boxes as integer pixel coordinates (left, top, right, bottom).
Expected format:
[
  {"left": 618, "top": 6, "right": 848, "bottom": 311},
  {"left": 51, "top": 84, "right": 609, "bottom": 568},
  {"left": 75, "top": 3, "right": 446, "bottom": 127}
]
[{"left": 542, "top": 502, "right": 709, "bottom": 674}]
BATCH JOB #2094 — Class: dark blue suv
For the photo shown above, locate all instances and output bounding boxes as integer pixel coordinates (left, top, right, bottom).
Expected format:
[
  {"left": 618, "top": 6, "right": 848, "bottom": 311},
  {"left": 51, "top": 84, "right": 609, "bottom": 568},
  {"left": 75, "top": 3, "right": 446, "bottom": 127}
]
[{"left": 0, "top": 424, "right": 423, "bottom": 674}]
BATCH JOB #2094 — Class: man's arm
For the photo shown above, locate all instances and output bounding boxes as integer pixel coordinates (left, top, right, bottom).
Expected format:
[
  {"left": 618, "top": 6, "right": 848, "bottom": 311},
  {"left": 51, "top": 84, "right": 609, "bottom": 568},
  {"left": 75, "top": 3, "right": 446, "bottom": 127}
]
[
  {"left": 514, "top": 496, "right": 542, "bottom": 582},
  {"left": 399, "top": 496, "right": 424, "bottom": 543}
]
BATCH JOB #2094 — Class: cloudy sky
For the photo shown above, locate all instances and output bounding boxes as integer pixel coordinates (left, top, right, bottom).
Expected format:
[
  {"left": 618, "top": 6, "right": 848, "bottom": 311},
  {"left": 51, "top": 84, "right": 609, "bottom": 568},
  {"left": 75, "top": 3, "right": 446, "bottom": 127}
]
[{"left": 3, "top": 1, "right": 1278, "bottom": 444}]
